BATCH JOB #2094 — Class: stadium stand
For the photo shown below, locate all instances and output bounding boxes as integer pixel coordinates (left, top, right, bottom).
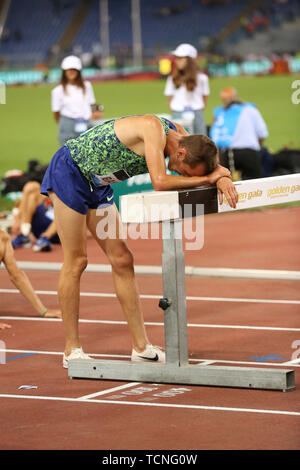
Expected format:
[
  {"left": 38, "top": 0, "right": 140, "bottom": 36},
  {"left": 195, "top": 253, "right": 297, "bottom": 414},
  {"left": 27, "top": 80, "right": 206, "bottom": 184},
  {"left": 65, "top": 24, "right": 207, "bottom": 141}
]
[
  {"left": 0, "top": 0, "right": 80, "bottom": 66},
  {"left": 0, "top": 0, "right": 299, "bottom": 67},
  {"left": 0, "top": 0, "right": 254, "bottom": 67},
  {"left": 223, "top": 0, "right": 300, "bottom": 54},
  {"left": 72, "top": 0, "right": 249, "bottom": 59}
]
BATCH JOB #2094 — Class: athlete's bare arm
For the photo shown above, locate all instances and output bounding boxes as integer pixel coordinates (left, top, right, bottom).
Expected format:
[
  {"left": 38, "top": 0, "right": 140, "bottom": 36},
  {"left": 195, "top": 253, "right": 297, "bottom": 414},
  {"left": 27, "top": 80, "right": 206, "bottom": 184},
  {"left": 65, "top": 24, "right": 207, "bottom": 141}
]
[
  {"left": 0, "top": 231, "right": 61, "bottom": 318},
  {"left": 139, "top": 115, "right": 230, "bottom": 191},
  {"left": 115, "top": 115, "right": 237, "bottom": 207}
]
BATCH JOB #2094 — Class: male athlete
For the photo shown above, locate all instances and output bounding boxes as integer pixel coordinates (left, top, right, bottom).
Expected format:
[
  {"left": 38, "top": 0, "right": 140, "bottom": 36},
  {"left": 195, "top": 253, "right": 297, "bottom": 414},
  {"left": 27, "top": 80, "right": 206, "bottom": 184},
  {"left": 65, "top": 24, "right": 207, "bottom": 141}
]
[{"left": 41, "top": 114, "right": 238, "bottom": 367}]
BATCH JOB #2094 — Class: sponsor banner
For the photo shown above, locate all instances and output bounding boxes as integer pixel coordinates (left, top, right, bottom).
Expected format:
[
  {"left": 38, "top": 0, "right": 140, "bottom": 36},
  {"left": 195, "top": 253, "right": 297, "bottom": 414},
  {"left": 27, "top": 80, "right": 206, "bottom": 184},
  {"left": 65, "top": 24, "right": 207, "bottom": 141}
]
[
  {"left": 218, "top": 173, "right": 300, "bottom": 212},
  {"left": 207, "top": 58, "right": 300, "bottom": 77}
]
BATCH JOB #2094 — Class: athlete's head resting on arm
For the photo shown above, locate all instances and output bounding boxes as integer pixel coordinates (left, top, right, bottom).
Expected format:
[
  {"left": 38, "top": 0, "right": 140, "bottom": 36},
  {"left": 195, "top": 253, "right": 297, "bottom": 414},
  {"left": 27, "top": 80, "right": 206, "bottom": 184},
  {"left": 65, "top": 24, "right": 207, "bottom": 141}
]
[
  {"left": 167, "top": 134, "right": 219, "bottom": 178},
  {"left": 165, "top": 130, "right": 238, "bottom": 208}
]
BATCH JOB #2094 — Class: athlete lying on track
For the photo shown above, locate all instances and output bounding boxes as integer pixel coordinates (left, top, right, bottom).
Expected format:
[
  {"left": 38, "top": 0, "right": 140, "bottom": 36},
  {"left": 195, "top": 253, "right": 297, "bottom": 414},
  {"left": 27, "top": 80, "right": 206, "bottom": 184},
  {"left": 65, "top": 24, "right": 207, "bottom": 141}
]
[{"left": 40, "top": 114, "right": 238, "bottom": 367}]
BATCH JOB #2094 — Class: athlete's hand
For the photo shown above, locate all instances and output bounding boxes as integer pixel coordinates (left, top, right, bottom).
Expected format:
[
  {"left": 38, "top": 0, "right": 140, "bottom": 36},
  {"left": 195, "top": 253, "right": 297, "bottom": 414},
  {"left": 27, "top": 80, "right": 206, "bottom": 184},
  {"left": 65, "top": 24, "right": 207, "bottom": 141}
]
[
  {"left": 207, "top": 165, "right": 231, "bottom": 185},
  {"left": 44, "top": 309, "right": 62, "bottom": 319},
  {"left": 217, "top": 177, "right": 239, "bottom": 209}
]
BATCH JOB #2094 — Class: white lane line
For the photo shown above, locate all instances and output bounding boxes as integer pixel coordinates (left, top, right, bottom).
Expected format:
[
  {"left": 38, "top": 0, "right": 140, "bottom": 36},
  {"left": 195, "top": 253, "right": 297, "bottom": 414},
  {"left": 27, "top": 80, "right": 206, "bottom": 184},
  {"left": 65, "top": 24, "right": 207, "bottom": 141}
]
[
  {"left": 78, "top": 382, "right": 141, "bottom": 400},
  {"left": 0, "top": 348, "right": 299, "bottom": 368},
  {"left": 1, "top": 288, "right": 300, "bottom": 305},
  {"left": 1, "top": 316, "right": 299, "bottom": 332},
  {"left": 185, "top": 323, "right": 300, "bottom": 332},
  {"left": 1, "top": 261, "right": 300, "bottom": 280},
  {"left": 282, "top": 358, "right": 300, "bottom": 365},
  {"left": 197, "top": 360, "right": 216, "bottom": 366},
  {"left": 0, "top": 348, "right": 130, "bottom": 359},
  {"left": 0, "top": 394, "right": 299, "bottom": 417}
]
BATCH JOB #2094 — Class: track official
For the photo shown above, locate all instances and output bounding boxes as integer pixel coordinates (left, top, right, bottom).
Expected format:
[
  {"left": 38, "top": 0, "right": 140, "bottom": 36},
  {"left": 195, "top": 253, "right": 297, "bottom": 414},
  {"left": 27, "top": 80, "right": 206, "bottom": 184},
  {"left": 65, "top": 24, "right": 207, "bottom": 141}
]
[{"left": 210, "top": 87, "right": 269, "bottom": 180}]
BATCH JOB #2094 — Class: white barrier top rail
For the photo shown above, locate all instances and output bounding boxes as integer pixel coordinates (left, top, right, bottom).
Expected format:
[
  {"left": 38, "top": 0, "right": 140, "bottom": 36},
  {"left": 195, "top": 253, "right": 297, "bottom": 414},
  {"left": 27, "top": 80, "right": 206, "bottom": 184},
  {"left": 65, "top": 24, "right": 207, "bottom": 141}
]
[{"left": 120, "top": 173, "right": 300, "bottom": 223}]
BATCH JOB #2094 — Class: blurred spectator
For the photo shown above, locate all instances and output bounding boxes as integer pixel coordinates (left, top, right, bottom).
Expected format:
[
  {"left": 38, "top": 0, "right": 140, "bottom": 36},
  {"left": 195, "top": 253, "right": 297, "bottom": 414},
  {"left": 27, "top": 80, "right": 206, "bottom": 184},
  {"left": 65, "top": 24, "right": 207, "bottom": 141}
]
[
  {"left": 51, "top": 55, "right": 104, "bottom": 146},
  {"left": 11, "top": 181, "right": 60, "bottom": 252},
  {"left": 156, "top": 3, "right": 188, "bottom": 17},
  {"left": 164, "top": 43, "right": 210, "bottom": 134},
  {"left": 80, "top": 51, "right": 93, "bottom": 67},
  {"left": 210, "top": 87, "right": 268, "bottom": 180},
  {"left": 1, "top": 27, "right": 10, "bottom": 42},
  {"left": 252, "top": 9, "right": 269, "bottom": 31},
  {"left": 91, "top": 42, "right": 103, "bottom": 68},
  {"left": 47, "top": 43, "right": 61, "bottom": 63},
  {"left": 0, "top": 230, "right": 61, "bottom": 319}
]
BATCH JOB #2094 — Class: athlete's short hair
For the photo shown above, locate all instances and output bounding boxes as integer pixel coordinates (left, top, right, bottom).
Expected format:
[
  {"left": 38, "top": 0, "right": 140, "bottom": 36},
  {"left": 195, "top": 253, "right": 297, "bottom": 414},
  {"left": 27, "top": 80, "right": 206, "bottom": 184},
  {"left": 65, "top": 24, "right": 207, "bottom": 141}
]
[{"left": 179, "top": 134, "right": 219, "bottom": 173}]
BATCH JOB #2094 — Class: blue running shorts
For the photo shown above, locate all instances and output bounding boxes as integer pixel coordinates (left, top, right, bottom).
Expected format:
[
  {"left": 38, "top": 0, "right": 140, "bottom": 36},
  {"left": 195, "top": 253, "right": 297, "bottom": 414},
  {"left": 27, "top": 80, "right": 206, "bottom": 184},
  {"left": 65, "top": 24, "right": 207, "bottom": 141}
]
[
  {"left": 41, "top": 146, "right": 114, "bottom": 215},
  {"left": 31, "top": 203, "right": 60, "bottom": 244}
]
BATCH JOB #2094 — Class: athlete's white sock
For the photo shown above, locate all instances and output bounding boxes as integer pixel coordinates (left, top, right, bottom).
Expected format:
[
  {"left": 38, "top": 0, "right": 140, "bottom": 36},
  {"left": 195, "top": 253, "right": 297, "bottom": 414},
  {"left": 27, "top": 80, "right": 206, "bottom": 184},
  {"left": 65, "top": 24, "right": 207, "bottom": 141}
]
[{"left": 21, "top": 223, "right": 31, "bottom": 237}]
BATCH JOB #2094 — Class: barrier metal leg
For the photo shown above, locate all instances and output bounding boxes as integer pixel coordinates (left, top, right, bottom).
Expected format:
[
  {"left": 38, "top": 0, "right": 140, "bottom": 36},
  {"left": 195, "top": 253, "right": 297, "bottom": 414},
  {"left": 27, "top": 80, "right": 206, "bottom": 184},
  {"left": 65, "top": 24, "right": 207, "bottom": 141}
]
[{"left": 161, "top": 220, "right": 188, "bottom": 366}]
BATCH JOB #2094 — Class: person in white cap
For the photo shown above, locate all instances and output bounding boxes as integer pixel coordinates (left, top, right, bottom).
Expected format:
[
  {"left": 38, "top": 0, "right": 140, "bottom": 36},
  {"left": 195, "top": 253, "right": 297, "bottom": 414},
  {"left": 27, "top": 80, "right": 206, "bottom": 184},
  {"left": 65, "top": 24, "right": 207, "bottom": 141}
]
[
  {"left": 51, "top": 55, "right": 104, "bottom": 145},
  {"left": 164, "top": 43, "right": 210, "bottom": 135}
]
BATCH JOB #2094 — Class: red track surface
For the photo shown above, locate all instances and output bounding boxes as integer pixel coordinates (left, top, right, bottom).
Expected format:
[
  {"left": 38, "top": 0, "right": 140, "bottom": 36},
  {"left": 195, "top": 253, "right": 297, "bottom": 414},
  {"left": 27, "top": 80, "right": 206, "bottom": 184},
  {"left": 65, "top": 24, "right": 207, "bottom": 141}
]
[{"left": 0, "top": 207, "right": 300, "bottom": 450}]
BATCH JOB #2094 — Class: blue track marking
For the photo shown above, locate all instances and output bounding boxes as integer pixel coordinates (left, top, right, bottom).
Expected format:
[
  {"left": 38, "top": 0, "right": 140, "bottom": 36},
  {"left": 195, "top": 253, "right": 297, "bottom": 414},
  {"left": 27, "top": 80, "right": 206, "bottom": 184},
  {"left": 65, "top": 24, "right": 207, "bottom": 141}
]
[
  {"left": 6, "top": 353, "right": 36, "bottom": 361},
  {"left": 248, "top": 354, "right": 287, "bottom": 362}
]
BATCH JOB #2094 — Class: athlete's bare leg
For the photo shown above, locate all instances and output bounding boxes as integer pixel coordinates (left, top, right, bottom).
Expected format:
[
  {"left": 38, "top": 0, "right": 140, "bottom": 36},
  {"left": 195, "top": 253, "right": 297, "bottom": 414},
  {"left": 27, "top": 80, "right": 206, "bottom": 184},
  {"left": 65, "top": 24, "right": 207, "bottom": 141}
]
[
  {"left": 86, "top": 204, "right": 149, "bottom": 352},
  {"left": 19, "top": 181, "right": 44, "bottom": 224},
  {"left": 49, "top": 192, "right": 87, "bottom": 355},
  {"left": 50, "top": 193, "right": 150, "bottom": 356}
]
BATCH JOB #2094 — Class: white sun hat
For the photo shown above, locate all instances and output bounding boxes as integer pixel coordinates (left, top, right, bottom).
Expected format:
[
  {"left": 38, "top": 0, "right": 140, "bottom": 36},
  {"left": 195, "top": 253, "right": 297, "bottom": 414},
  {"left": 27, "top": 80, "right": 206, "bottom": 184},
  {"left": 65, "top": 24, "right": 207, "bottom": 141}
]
[
  {"left": 171, "top": 43, "right": 198, "bottom": 59},
  {"left": 61, "top": 55, "right": 82, "bottom": 71}
]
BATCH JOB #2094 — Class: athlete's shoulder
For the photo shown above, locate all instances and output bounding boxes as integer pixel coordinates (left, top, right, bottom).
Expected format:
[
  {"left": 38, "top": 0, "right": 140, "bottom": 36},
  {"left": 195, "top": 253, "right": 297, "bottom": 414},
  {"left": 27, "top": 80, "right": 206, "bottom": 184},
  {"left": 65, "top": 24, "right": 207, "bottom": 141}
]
[{"left": 140, "top": 114, "right": 166, "bottom": 130}]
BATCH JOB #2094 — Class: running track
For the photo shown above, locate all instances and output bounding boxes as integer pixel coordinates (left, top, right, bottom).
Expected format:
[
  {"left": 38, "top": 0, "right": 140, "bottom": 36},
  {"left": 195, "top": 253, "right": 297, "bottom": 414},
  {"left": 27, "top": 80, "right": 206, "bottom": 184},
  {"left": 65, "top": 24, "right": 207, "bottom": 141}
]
[{"left": 0, "top": 206, "right": 299, "bottom": 450}]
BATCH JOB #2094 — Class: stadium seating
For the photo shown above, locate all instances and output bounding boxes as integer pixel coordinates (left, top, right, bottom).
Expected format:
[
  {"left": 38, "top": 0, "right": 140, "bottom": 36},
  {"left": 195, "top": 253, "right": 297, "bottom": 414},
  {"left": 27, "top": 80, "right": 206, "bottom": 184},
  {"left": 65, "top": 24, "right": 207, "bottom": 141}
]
[
  {"left": 1, "top": 0, "right": 299, "bottom": 66},
  {"left": 0, "top": 0, "right": 80, "bottom": 65},
  {"left": 73, "top": 0, "right": 249, "bottom": 57},
  {"left": 227, "top": 0, "right": 300, "bottom": 46}
]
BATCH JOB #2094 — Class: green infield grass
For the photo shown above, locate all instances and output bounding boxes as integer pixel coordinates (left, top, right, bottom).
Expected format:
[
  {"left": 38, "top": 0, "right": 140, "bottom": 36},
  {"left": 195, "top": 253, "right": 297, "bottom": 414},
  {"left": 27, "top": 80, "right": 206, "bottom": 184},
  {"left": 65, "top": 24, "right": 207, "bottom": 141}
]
[{"left": 0, "top": 74, "right": 299, "bottom": 178}]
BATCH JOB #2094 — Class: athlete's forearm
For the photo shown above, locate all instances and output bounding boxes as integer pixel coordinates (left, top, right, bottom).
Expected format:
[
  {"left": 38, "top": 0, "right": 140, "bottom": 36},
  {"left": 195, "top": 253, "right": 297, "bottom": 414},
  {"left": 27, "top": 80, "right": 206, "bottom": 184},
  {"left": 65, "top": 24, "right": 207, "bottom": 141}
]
[
  {"left": 151, "top": 173, "right": 210, "bottom": 191},
  {"left": 9, "top": 270, "right": 45, "bottom": 314}
]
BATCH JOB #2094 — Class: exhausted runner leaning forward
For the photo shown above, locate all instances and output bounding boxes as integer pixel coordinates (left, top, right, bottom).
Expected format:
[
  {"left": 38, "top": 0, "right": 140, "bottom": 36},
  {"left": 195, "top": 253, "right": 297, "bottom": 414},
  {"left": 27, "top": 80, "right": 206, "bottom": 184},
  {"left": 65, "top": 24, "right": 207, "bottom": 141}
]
[{"left": 40, "top": 114, "right": 238, "bottom": 367}]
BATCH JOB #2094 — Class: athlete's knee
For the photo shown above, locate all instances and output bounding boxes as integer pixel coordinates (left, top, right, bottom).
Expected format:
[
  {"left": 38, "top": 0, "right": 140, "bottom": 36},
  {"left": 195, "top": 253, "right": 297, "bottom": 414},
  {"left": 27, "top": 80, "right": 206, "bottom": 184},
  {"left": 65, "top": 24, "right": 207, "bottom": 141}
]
[
  {"left": 62, "top": 254, "right": 88, "bottom": 277},
  {"left": 0, "top": 230, "right": 10, "bottom": 244},
  {"left": 109, "top": 244, "right": 134, "bottom": 273},
  {"left": 72, "top": 255, "right": 88, "bottom": 274},
  {"left": 0, "top": 230, "right": 10, "bottom": 260},
  {"left": 23, "top": 181, "right": 41, "bottom": 195}
]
